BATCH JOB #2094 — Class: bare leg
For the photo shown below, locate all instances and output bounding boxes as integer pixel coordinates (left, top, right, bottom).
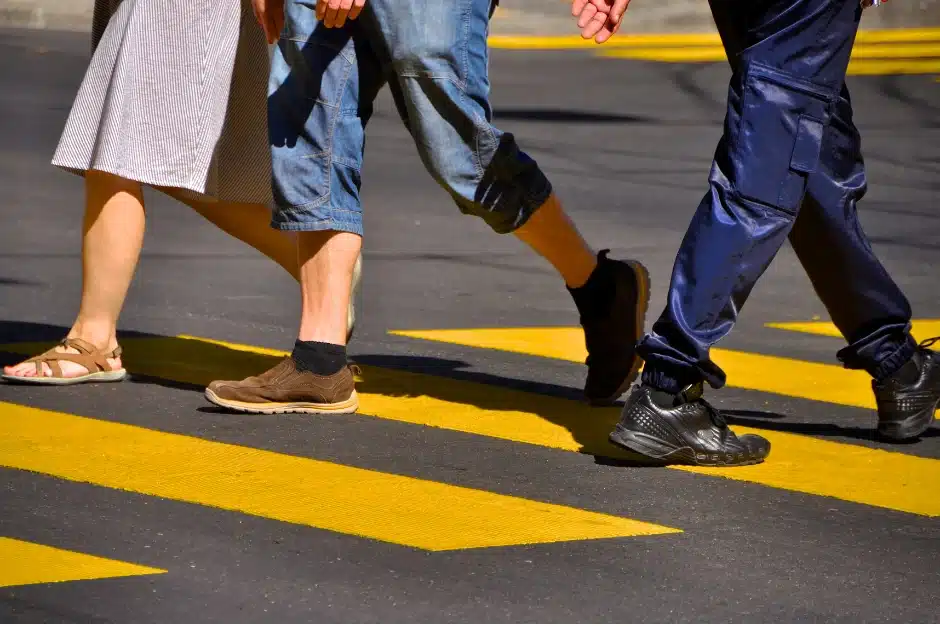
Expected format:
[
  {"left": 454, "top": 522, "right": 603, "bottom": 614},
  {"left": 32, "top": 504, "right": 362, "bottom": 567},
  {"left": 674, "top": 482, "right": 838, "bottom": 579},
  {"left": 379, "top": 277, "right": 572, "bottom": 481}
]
[
  {"left": 297, "top": 231, "right": 362, "bottom": 346},
  {"left": 513, "top": 193, "right": 598, "bottom": 289},
  {"left": 161, "top": 189, "right": 300, "bottom": 281},
  {"left": 163, "top": 190, "right": 362, "bottom": 338},
  {"left": 4, "top": 170, "right": 143, "bottom": 377}
]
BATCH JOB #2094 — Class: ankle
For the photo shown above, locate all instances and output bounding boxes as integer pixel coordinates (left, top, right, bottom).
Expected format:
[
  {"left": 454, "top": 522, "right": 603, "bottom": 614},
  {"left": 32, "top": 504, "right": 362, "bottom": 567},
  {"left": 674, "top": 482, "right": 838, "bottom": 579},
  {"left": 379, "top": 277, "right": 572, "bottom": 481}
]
[
  {"left": 568, "top": 251, "right": 614, "bottom": 318},
  {"left": 292, "top": 340, "right": 347, "bottom": 375},
  {"left": 67, "top": 322, "right": 117, "bottom": 351}
]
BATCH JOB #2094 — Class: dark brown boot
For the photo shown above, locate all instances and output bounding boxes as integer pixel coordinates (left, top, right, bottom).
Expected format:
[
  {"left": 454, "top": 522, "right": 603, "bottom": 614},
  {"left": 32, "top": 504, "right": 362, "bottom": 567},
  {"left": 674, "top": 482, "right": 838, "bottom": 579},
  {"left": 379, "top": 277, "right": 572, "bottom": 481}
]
[{"left": 205, "top": 357, "right": 359, "bottom": 414}]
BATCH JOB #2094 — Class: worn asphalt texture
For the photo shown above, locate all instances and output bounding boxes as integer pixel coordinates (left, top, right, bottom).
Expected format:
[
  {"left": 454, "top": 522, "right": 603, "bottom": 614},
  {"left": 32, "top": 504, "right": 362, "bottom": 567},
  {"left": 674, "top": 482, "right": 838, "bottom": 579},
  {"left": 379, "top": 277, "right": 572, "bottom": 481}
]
[{"left": 0, "top": 27, "right": 938, "bottom": 623}]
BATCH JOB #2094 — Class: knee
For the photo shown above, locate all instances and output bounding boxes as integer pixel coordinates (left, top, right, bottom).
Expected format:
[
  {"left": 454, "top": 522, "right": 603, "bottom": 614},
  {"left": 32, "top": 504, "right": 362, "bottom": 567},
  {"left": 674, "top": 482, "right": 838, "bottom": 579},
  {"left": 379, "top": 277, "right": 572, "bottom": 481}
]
[
  {"left": 418, "top": 130, "right": 553, "bottom": 234},
  {"left": 723, "top": 62, "right": 840, "bottom": 214}
]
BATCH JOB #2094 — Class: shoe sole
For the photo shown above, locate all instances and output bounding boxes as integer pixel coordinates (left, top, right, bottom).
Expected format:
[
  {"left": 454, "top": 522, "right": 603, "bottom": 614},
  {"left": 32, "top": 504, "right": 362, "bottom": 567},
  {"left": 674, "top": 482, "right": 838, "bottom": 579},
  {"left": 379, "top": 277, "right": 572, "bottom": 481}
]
[
  {"left": 1, "top": 369, "right": 128, "bottom": 386},
  {"left": 608, "top": 426, "right": 767, "bottom": 467},
  {"left": 878, "top": 399, "right": 938, "bottom": 441},
  {"left": 204, "top": 388, "right": 360, "bottom": 415},
  {"left": 588, "top": 260, "right": 651, "bottom": 406}
]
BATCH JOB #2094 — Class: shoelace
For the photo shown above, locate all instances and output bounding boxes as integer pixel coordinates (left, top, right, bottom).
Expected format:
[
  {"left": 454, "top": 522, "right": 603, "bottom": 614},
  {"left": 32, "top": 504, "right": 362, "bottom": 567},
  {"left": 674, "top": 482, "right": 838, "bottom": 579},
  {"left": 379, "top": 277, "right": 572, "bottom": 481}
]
[
  {"left": 701, "top": 398, "right": 729, "bottom": 429},
  {"left": 920, "top": 336, "right": 939, "bottom": 350},
  {"left": 677, "top": 382, "right": 728, "bottom": 429}
]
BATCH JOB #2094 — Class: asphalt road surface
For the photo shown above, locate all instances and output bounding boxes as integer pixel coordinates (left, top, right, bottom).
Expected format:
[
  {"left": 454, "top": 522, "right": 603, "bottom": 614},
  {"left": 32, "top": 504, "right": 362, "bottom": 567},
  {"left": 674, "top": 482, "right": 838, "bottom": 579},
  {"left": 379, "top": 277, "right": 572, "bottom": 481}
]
[{"left": 1, "top": 27, "right": 938, "bottom": 623}]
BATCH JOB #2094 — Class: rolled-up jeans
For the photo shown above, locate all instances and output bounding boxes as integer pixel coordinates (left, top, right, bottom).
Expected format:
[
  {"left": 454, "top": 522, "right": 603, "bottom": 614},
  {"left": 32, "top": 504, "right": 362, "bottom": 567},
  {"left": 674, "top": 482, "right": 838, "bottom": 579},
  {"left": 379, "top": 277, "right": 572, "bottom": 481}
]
[{"left": 267, "top": 0, "right": 551, "bottom": 236}]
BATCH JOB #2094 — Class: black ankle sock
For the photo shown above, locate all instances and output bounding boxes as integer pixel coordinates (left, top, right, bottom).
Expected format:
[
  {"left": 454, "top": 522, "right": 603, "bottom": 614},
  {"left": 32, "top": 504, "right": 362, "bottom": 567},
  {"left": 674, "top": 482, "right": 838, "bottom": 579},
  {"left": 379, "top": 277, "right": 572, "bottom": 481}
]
[
  {"left": 649, "top": 389, "right": 679, "bottom": 408},
  {"left": 568, "top": 253, "right": 615, "bottom": 319},
  {"left": 885, "top": 355, "right": 920, "bottom": 385},
  {"left": 292, "top": 340, "right": 347, "bottom": 375}
]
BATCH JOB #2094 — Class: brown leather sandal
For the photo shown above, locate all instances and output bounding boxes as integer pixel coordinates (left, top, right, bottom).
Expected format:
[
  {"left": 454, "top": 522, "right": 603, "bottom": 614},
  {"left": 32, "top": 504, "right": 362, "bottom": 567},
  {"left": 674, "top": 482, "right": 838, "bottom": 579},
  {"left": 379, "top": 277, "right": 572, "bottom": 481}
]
[{"left": 1, "top": 338, "right": 127, "bottom": 385}]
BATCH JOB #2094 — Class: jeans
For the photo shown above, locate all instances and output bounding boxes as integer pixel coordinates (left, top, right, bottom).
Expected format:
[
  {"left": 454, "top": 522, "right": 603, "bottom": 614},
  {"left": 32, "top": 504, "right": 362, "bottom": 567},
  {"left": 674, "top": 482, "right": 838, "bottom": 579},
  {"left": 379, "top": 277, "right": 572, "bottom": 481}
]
[{"left": 267, "top": 0, "right": 551, "bottom": 236}]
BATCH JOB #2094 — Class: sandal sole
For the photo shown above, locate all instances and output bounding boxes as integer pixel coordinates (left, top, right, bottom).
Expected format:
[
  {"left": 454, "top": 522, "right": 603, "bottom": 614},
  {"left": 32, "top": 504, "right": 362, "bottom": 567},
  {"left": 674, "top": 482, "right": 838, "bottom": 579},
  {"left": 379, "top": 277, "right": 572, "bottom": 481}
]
[
  {"left": 204, "top": 388, "right": 360, "bottom": 415},
  {"left": 1, "top": 369, "right": 128, "bottom": 386}
]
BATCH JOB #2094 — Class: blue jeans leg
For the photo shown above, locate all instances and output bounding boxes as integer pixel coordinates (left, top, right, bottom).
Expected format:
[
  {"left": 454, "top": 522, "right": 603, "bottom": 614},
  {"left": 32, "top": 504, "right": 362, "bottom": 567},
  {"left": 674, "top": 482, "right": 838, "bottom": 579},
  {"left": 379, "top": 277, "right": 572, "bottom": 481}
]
[
  {"left": 268, "top": 1, "right": 387, "bottom": 235},
  {"left": 360, "top": 0, "right": 553, "bottom": 234}
]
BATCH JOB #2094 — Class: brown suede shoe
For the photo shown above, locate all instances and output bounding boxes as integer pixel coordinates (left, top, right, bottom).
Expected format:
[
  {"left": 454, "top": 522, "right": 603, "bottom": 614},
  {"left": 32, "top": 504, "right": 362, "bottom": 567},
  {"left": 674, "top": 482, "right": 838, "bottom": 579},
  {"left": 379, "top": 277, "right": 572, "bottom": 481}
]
[{"left": 204, "top": 357, "right": 359, "bottom": 415}]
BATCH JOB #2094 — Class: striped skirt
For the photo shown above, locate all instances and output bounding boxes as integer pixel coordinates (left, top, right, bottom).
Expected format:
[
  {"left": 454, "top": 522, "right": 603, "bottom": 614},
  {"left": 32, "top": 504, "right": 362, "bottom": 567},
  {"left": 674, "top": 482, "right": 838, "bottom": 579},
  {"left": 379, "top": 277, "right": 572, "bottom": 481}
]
[{"left": 52, "top": 0, "right": 273, "bottom": 205}]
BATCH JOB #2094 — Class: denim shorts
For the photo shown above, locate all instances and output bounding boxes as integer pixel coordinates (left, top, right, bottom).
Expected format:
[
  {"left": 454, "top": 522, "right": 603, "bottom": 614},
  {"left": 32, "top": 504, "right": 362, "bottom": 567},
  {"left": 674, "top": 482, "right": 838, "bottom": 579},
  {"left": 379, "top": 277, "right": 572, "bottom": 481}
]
[{"left": 267, "top": 0, "right": 551, "bottom": 235}]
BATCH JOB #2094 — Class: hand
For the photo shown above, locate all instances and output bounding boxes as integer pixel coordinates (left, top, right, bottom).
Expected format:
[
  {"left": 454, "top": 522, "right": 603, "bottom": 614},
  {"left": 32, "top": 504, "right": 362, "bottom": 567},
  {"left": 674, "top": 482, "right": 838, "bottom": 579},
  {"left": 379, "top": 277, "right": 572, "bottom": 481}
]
[
  {"left": 317, "top": 0, "right": 367, "bottom": 28},
  {"left": 252, "top": 0, "right": 286, "bottom": 44},
  {"left": 570, "top": 0, "right": 631, "bottom": 44}
]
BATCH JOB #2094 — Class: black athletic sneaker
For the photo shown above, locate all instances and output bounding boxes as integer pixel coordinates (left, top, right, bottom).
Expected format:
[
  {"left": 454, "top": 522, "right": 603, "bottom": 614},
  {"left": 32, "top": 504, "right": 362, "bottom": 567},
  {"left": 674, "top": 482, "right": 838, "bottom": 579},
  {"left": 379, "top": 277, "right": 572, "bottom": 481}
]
[
  {"left": 609, "top": 382, "right": 771, "bottom": 466},
  {"left": 580, "top": 251, "right": 650, "bottom": 405},
  {"left": 873, "top": 337, "right": 940, "bottom": 441}
]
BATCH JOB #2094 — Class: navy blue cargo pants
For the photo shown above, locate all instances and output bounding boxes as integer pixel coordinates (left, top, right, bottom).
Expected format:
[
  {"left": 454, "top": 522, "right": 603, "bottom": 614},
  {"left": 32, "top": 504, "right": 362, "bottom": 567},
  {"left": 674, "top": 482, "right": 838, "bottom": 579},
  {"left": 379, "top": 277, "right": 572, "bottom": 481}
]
[{"left": 637, "top": 0, "right": 918, "bottom": 393}]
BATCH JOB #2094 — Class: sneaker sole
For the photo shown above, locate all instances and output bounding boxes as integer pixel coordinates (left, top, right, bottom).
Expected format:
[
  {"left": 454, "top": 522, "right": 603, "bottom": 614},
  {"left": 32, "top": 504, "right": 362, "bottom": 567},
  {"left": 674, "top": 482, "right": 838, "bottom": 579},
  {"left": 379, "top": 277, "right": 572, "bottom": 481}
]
[
  {"left": 204, "top": 388, "right": 360, "bottom": 415},
  {"left": 588, "top": 260, "right": 651, "bottom": 406},
  {"left": 877, "top": 399, "right": 938, "bottom": 441},
  {"left": 609, "top": 426, "right": 767, "bottom": 467}
]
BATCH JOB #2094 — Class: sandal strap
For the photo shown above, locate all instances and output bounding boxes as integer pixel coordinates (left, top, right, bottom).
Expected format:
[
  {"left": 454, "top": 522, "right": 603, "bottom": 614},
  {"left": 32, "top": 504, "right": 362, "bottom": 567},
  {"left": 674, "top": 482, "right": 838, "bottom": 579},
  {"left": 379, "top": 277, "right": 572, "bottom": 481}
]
[
  {"left": 62, "top": 337, "right": 98, "bottom": 355},
  {"left": 25, "top": 338, "right": 122, "bottom": 378}
]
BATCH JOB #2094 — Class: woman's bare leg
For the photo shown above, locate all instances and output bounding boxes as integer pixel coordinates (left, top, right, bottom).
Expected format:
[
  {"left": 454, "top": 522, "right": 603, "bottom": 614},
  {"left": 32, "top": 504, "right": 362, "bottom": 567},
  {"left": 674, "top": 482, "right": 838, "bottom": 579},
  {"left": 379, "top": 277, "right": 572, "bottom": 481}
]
[
  {"left": 163, "top": 189, "right": 361, "bottom": 338},
  {"left": 161, "top": 189, "right": 300, "bottom": 281},
  {"left": 4, "top": 170, "right": 143, "bottom": 377}
]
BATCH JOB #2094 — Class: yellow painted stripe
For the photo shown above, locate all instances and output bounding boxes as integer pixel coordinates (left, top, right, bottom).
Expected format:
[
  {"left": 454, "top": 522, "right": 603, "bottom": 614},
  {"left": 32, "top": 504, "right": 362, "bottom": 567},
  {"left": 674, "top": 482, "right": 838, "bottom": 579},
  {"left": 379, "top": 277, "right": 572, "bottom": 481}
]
[
  {"left": 599, "top": 47, "right": 728, "bottom": 62},
  {"left": 854, "top": 28, "right": 940, "bottom": 43},
  {"left": 390, "top": 327, "right": 940, "bottom": 415},
  {"left": 767, "top": 319, "right": 940, "bottom": 343},
  {"left": 3, "top": 335, "right": 935, "bottom": 517},
  {"left": 487, "top": 28, "right": 940, "bottom": 50},
  {"left": 0, "top": 401, "right": 677, "bottom": 551},
  {"left": 488, "top": 33, "right": 723, "bottom": 50},
  {"left": 0, "top": 537, "right": 164, "bottom": 588},
  {"left": 846, "top": 58, "right": 940, "bottom": 75},
  {"left": 849, "top": 43, "right": 940, "bottom": 58},
  {"left": 600, "top": 43, "right": 940, "bottom": 64},
  {"left": 383, "top": 329, "right": 940, "bottom": 517}
]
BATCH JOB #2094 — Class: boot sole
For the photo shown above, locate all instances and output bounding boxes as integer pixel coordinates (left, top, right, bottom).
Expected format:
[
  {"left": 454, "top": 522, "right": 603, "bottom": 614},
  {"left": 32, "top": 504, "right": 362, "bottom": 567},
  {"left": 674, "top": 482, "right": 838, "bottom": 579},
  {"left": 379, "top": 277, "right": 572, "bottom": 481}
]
[
  {"left": 205, "top": 388, "right": 359, "bottom": 415},
  {"left": 609, "top": 426, "right": 767, "bottom": 467},
  {"left": 588, "top": 260, "right": 651, "bottom": 406},
  {"left": 878, "top": 399, "right": 938, "bottom": 441}
]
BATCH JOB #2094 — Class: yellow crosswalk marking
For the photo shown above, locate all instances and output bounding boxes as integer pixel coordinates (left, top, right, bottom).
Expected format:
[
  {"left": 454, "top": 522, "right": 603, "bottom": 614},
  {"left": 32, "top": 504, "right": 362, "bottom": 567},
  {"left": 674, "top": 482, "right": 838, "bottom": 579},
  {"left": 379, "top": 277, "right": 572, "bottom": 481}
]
[
  {"left": 599, "top": 46, "right": 728, "bottom": 63},
  {"left": 0, "top": 401, "right": 678, "bottom": 551},
  {"left": 847, "top": 58, "right": 940, "bottom": 75},
  {"left": 390, "top": 327, "right": 940, "bottom": 415},
  {"left": 599, "top": 46, "right": 940, "bottom": 75},
  {"left": 488, "top": 28, "right": 940, "bottom": 50},
  {"left": 767, "top": 320, "right": 940, "bottom": 343},
  {"left": 3, "top": 335, "right": 935, "bottom": 517},
  {"left": 0, "top": 537, "right": 164, "bottom": 588}
]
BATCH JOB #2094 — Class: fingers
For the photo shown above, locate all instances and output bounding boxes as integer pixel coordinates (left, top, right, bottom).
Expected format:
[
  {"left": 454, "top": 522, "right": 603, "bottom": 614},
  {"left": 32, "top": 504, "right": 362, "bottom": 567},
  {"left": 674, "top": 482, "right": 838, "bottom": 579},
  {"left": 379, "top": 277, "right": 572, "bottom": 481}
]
[
  {"left": 571, "top": 0, "right": 589, "bottom": 17},
  {"left": 576, "top": 2, "right": 597, "bottom": 30},
  {"left": 270, "top": 0, "right": 285, "bottom": 39},
  {"left": 252, "top": 0, "right": 274, "bottom": 44},
  {"left": 585, "top": 0, "right": 628, "bottom": 44},
  {"left": 581, "top": 10, "right": 607, "bottom": 39},
  {"left": 253, "top": 0, "right": 285, "bottom": 43},
  {"left": 608, "top": 0, "right": 630, "bottom": 27},
  {"left": 347, "top": 0, "right": 366, "bottom": 21},
  {"left": 319, "top": 0, "right": 361, "bottom": 28}
]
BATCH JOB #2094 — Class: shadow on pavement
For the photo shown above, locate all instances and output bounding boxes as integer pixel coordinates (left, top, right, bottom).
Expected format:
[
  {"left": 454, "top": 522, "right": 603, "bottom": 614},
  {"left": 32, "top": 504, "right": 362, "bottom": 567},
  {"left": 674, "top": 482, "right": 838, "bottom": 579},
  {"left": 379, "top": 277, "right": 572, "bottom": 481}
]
[
  {"left": 0, "top": 277, "right": 42, "bottom": 287},
  {"left": 493, "top": 108, "right": 652, "bottom": 124},
  {"left": 2, "top": 321, "right": 930, "bottom": 459}
]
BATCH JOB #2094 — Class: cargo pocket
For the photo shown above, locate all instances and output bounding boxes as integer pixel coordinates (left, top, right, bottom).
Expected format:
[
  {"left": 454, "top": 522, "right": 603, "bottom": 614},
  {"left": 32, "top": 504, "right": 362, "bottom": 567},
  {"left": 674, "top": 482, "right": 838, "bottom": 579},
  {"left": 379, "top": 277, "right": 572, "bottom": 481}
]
[{"left": 731, "top": 62, "right": 834, "bottom": 214}]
